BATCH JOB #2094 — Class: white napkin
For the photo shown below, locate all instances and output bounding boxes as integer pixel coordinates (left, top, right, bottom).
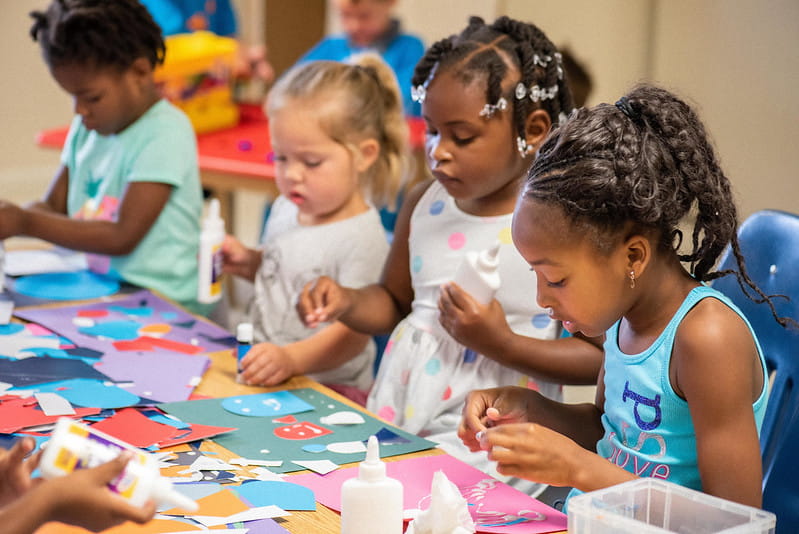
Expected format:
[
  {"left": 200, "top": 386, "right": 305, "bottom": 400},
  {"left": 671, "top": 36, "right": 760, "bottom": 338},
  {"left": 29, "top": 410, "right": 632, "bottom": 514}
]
[{"left": 406, "top": 470, "right": 476, "bottom": 534}]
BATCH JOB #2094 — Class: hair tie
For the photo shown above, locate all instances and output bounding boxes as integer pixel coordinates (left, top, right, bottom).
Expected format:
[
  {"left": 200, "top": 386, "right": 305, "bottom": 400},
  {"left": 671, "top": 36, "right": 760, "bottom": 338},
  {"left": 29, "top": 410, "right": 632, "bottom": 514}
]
[{"left": 615, "top": 96, "right": 642, "bottom": 125}]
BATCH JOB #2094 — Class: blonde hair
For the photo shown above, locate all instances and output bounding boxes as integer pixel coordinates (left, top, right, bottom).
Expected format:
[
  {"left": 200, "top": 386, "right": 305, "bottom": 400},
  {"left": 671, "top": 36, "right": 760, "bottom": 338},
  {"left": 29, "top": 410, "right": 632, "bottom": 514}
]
[{"left": 266, "top": 54, "right": 409, "bottom": 209}]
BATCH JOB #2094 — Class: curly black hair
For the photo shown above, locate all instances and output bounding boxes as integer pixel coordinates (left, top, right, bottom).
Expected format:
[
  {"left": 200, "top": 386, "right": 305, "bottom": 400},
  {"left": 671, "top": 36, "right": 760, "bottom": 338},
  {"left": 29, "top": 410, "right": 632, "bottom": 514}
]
[
  {"left": 412, "top": 16, "right": 574, "bottom": 152},
  {"left": 30, "top": 0, "right": 164, "bottom": 70},
  {"left": 524, "top": 84, "right": 794, "bottom": 328}
]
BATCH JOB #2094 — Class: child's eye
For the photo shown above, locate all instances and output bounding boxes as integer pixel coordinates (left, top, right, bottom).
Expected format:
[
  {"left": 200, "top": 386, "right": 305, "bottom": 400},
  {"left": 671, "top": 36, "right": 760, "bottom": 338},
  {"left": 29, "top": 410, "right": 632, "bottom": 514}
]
[
  {"left": 87, "top": 95, "right": 102, "bottom": 104},
  {"left": 304, "top": 159, "right": 322, "bottom": 168},
  {"left": 546, "top": 279, "right": 566, "bottom": 288},
  {"left": 273, "top": 154, "right": 287, "bottom": 163},
  {"left": 453, "top": 135, "right": 476, "bottom": 146}
]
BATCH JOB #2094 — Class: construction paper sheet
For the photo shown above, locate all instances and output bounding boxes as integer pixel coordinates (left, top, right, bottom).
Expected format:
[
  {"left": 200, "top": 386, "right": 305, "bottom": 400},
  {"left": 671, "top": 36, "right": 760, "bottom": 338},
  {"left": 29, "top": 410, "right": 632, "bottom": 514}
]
[
  {"left": 35, "top": 517, "right": 205, "bottom": 534},
  {"left": 232, "top": 479, "right": 316, "bottom": 511},
  {"left": 163, "top": 487, "right": 250, "bottom": 517},
  {"left": 90, "top": 407, "right": 183, "bottom": 448},
  {"left": 31, "top": 378, "right": 141, "bottom": 408},
  {"left": 0, "top": 296, "right": 13, "bottom": 324},
  {"left": 228, "top": 519, "right": 290, "bottom": 534},
  {"left": 159, "top": 388, "right": 435, "bottom": 473},
  {"left": 15, "top": 290, "right": 235, "bottom": 357},
  {"left": 0, "top": 395, "right": 100, "bottom": 433},
  {"left": 156, "top": 421, "right": 237, "bottom": 449},
  {"left": 289, "top": 453, "right": 568, "bottom": 534},
  {"left": 13, "top": 270, "right": 119, "bottom": 300},
  {"left": 0, "top": 354, "right": 111, "bottom": 387},
  {"left": 95, "top": 350, "right": 209, "bottom": 403},
  {"left": 3, "top": 246, "right": 87, "bottom": 276}
]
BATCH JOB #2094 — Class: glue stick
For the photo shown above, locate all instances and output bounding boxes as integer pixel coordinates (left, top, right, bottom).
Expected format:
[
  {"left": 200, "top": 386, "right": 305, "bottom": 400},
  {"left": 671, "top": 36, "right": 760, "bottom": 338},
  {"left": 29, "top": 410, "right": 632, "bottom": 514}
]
[
  {"left": 341, "top": 435, "right": 403, "bottom": 534},
  {"left": 198, "top": 198, "right": 225, "bottom": 304},
  {"left": 235, "top": 322, "right": 253, "bottom": 383},
  {"left": 39, "top": 418, "right": 198, "bottom": 512}
]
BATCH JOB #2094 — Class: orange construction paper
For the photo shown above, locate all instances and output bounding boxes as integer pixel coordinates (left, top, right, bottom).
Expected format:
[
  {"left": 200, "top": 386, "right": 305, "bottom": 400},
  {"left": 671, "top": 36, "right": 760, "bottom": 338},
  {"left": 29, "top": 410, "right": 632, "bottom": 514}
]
[{"left": 162, "top": 487, "right": 249, "bottom": 517}]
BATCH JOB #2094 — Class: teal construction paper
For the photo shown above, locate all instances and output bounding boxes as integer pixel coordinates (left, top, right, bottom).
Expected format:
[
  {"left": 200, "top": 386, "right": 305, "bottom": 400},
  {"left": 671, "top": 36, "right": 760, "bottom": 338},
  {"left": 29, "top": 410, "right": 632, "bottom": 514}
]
[
  {"left": 159, "top": 388, "right": 435, "bottom": 473},
  {"left": 233, "top": 480, "right": 316, "bottom": 511},
  {"left": 0, "top": 324, "right": 25, "bottom": 335},
  {"left": 14, "top": 270, "right": 119, "bottom": 300}
]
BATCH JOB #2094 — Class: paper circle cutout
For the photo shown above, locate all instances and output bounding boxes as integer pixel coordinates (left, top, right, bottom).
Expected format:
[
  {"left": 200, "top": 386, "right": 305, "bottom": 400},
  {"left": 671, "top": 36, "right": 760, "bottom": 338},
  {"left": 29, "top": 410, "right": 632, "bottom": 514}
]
[{"left": 14, "top": 271, "right": 119, "bottom": 300}]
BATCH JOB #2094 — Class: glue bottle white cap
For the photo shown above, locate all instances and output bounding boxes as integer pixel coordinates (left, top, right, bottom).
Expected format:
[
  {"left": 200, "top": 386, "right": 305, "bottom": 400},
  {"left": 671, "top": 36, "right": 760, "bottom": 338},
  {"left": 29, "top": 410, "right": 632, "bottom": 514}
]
[
  {"left": 451, "top": 241, "right": 501, "bottom": 305},
  {"left": 341, "top": 435, "right": 403, "bottom": 534}
]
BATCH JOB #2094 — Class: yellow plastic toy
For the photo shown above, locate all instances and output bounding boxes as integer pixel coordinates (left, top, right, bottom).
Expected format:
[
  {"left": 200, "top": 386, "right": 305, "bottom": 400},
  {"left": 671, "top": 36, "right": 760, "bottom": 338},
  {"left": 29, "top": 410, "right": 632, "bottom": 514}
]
[{"left": 155, "top": 31, "right": 240, "bottom": 134}]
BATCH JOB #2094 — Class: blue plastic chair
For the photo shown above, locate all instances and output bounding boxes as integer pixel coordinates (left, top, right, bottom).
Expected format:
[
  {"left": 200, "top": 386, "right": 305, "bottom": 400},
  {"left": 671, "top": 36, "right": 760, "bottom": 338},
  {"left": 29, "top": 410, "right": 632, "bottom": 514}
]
[{"left": 712, "top": 209, "right": 799, "bottom": 531}]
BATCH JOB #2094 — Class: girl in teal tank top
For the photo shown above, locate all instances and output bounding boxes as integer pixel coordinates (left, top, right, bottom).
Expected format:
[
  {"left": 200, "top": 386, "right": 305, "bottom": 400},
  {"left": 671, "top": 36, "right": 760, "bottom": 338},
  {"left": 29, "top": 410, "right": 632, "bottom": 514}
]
[{"left": 458, "top": 84, "right": 795, "bottom": 510}]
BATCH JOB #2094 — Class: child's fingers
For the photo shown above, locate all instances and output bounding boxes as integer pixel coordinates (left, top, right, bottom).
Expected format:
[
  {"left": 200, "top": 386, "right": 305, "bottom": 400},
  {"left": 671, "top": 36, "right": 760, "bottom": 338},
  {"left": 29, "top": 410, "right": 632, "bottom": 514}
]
[{"left": 93, "top": 451, "right": 133, "bottom": 484}]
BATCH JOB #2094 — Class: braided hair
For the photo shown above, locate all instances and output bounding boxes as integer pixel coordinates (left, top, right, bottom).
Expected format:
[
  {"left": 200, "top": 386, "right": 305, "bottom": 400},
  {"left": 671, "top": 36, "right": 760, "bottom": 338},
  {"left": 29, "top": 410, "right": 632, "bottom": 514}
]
[
  {"left": 412, "top": 16, "right": 574, "bottom": 151},
  {"left": 524, "top": 84, "right": 794, "bottom": 328},
  {"left": 30, "top": 0, "right": 165, "bottom": 70}
]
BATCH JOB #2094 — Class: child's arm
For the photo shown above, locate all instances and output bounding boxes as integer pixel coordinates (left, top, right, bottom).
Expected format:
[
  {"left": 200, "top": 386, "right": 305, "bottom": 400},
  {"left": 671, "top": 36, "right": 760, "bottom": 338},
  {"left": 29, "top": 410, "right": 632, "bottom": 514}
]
[
  {"left": 0, "top": 165, "right": 172, "bottom": 255},
  {"left": 297, "top": 181, "right": 433, "bottom": 334},
  {"left": 238, "top": 322, "right": 370, "bottom": 386},
  {"left": 438, "top": 283, "right": 603, "bottom": 384},
  {"left": 1, "top": 452, "right": 156, "bottom": 534},
  {"left": 221, "top": 234, "right": 261, "bottom": 281},
  {"left": 673, "top": 298, "right": 765, "bottom": 507}
]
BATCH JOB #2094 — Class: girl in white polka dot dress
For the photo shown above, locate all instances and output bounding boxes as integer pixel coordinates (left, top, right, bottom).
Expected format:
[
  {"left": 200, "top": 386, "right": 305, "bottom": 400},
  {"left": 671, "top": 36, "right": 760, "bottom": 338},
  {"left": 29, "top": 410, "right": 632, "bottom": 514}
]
[{"left": 297, "top": 16, "right": 603, "bottom": 494}]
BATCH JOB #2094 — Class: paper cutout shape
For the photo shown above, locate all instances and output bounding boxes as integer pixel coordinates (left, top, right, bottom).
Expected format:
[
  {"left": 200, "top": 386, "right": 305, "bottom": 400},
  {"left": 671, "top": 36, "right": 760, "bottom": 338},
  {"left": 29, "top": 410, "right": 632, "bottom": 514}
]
[
  {"left": 156, "top": 422, "right": 236, "bottom": 449},
  {"left": 273, "top": 415, "right": 297, "bottom": 424},
  {"left": 3, "top": 247, "right": 87, "bottom": 276},
  {"left": 319, "top": 410, "right": 365, "bottom": 425},
  {"left": 162, "top": 487, "right": 249, "bottom": 517},
  {"left": 13, "top": 270, "right": 119, "bottom": 300},
  {"left": 34, "top": 392, "right": 75, "bottom": 416},
  {"left": 0, "top": 324, "right": 25, "bottom": 335},
  {"left": 274, "top": 421, "right": 332, "bottom": 440},
  {"left": 302, "top": 443, "right": 327, "bottom": 453},
  {"left": 0, "top": 395, "right": 100, "bottom": 433},
  {"left": 160, "top": 388, "right": 435, "bottom": 473},
  {"left": 374, "top": 426, "right": 412, "bottom": 445},
  {"left": 78, "top": 320, "right": 141, "bottom": 340},
  {"left": 32, "top": 378, "right": 140, "bottom": 409},
  {"left": 90, "top": 408, "right": 182, "bottom": 448},
  {"left": 326, "top": 440, "right": 367, "bottom": 454},
  {"left": 234, "top": 479, "right": 316, "bottom": 511},
  {"left": 291, "top": 459, "right": 339, "bottom": 475},
  {"left": 222, "top": 390, "right": 315, "bottom": 417},
  {"left": 289, "top": 453, "right": 568, "bottom": 534}
]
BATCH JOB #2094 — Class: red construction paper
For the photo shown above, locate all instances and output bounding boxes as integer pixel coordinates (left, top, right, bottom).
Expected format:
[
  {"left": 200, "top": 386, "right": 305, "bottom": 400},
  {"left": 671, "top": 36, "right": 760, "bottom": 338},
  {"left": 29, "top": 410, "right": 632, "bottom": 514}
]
[{"left": 89, "top": 408, "right": 181, "bottom": 448}]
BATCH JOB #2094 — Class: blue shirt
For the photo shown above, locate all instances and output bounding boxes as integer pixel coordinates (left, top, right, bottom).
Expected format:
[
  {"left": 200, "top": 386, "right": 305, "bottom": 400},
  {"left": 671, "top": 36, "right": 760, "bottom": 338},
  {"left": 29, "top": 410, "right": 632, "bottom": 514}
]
[{"left": 300, "top": 20, "right": 425, "bottom": 116}]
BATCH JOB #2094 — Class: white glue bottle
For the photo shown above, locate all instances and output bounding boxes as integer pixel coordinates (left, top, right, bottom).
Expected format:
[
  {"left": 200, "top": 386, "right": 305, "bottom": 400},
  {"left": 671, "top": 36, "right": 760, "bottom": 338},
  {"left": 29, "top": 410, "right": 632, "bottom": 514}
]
[
  {"left": 341, "top": 435, "right": 403, "bottom": 534},
  {"left": 451, "top": 241, "right": 501, "bottom": 305},
  {"left": 39, "top": 418, "right": 198, "bottom": 512},
  {"left": 198, "top": 197, "right": 225, "bottom": 304}
]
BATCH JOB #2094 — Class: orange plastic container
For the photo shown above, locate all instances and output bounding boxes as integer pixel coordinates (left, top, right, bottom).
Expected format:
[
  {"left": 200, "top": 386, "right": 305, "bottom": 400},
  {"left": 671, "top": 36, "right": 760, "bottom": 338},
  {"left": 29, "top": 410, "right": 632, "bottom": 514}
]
[{"left": 155, "top": 31, "right": 239, "bottom": 134}]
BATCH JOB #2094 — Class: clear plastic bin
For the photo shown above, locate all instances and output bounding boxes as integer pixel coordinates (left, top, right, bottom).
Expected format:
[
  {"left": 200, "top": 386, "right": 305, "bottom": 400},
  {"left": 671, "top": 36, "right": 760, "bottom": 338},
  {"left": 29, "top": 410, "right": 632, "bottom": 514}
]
[
  {"left": 155, "top": 31, "right": 239, "bottom": 134},
  {"left": 568, "top": 478, "right": 776, "bottom": 533}
]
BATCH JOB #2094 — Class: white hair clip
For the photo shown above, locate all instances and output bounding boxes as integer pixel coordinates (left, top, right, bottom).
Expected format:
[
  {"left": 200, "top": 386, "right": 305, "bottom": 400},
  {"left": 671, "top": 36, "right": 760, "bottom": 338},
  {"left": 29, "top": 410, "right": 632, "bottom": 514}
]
[
  {"left": 533, "top": 53, "right": 553, "bottom": 68},
  {"left": 411, "top": 84, "right": 426, "bottom": 104},
  {"left": 515, "top": 83, "right": 559, "bottom": 103},
  {"left": 554, "top": 52, "right": 564, "bottom": 80},
  {"left": 516, "top": 136, "right": 535, "bottom": 157},
  {"left": 479, "top": 96, "right": 508, "bottom": 118}
]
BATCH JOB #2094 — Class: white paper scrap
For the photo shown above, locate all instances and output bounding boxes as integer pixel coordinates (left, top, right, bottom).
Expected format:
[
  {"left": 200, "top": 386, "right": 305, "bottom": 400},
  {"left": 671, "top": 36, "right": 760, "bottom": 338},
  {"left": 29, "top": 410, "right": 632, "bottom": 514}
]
[
  {"left": 292, "top": 459, "right": 339, "bottom": 475},
  {"left": 34, "top": 392, "right": 76, "bottom": 416},
  {"left": 230, "top": 457, "right": 284, "bottom": 468},
  {"left": 189, "top": 505, "right": 289, "bottom": 527},
  {"left": 319, "top": 411, "right": 366, "bottom": 425}
]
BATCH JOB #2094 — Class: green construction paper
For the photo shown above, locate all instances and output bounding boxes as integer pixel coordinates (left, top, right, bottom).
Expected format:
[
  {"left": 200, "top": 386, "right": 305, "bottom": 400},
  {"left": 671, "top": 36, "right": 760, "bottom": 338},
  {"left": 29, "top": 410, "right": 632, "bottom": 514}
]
[{"left": 159, "top": 388, "right": 435, "bottom": 473}]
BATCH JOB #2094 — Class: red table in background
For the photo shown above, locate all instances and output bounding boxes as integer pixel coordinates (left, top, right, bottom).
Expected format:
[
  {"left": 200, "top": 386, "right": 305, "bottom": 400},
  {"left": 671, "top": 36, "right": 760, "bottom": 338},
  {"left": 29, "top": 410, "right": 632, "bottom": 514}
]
[{"left": 36, "top": 103, "right": 427, "bottom": 231}]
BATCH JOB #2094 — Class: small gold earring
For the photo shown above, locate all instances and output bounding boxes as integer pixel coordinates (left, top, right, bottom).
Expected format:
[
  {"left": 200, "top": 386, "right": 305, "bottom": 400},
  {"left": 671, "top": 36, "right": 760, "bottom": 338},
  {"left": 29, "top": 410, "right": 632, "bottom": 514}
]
[{"left": 629, "top": 270, "right": 636, "bottom": 289}]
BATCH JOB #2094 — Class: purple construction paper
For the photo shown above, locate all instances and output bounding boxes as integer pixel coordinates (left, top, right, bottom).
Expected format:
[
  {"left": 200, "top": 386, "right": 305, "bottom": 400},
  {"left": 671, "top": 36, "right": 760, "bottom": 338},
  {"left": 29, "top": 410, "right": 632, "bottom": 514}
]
[
  {"left": 232, "top": 518, "right": 291, "bottom": 534},
  {"left": 95, "top": 350, "right": 209, "bottom": 403},
  {"left": 14, "top": 289, "right": 235, "bottom": 356}
]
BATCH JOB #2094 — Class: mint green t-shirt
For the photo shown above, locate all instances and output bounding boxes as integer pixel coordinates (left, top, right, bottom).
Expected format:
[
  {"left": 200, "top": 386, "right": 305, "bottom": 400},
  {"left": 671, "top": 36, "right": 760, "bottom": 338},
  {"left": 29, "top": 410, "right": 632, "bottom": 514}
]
[{"left": 61, "top": 99, "right": 206, "bottom": 314}]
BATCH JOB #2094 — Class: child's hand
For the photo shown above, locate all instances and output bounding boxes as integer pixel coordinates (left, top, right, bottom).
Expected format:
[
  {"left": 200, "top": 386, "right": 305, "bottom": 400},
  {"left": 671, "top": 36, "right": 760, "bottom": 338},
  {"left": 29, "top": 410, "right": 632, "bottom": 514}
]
[
  {"left": 221, "top": 234, "right": 259, "bottom": 280},
  {"left": 0, "top": 437, "right": 40, "bottom": 507},
  {"left": 458, "top": 387, "right": 534, "bottom": 452},
  {"left": 239, "top": 342, "right": 297, "bottom": 386},
  {"left": 41, "top": 451, "right": 156, "bottom": 531},
  {"left": 481, "top": 422, "right": 590, "bottom": 488},
  {"left": 296, "top": 276, "right": 353, "bottom": 328},
  {"left": 437, "top": 282, "right": 512, "bottom": 356}
]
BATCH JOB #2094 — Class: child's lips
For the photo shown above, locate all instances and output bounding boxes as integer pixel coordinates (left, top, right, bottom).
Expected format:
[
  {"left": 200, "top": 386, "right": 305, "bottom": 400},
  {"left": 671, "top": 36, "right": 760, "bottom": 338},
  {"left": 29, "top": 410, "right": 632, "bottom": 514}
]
[{"left": 288, "top": 191, "right": 305, "bottom": 205}]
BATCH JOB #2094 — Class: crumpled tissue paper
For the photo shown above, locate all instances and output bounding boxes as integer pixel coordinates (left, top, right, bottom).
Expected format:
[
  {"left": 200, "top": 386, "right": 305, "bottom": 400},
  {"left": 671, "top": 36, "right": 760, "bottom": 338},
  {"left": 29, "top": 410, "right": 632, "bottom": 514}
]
[{"left": 406, "top": 470, "right": 476, "bottom": 534}]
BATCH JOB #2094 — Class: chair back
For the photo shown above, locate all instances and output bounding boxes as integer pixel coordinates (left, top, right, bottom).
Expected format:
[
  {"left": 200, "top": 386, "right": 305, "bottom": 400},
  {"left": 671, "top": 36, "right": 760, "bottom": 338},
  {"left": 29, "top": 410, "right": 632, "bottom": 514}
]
[{"left": 712, "top": 209, "right": 799, "bottom": 531}]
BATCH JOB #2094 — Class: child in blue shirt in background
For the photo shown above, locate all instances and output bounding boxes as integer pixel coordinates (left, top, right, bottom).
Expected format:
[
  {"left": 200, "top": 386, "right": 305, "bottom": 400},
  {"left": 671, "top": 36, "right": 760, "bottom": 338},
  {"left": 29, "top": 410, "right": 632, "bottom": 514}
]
[
  {"left": 300, "top": 0, "right": 424, "bottom": 117},
  {"left": 0, "top": 0, "right": 208, "bottom": 315}
]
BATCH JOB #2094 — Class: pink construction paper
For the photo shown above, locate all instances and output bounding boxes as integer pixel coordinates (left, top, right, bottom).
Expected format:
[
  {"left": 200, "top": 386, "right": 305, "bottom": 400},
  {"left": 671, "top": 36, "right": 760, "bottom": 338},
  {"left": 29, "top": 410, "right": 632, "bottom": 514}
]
[{"left": 289, "top": 454, "right": 567, "bottom": 534}]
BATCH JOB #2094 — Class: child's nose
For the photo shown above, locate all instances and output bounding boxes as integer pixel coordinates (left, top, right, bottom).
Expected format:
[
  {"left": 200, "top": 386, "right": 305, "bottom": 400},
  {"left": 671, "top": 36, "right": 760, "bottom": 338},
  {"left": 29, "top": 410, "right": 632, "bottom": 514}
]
[{"left": 427, "top": 136, "right": 450, "bottom": 166}]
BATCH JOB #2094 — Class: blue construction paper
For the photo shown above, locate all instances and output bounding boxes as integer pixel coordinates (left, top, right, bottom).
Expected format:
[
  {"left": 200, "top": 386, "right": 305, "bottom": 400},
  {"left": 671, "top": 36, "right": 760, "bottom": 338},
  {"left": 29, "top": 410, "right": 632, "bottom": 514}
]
[
  {"left": 221, "top": 390, "right": 315, "bottom": 417},
  {"left": 13, "top": 270, "right": 119, "bottom": 300},
  {"left": 302, "top": 443, "right": 327, "bottom": 453},
  {"left": 0, "top": 324, "right": 25, "bottom": 335},
  {"left": 108, "top": 305, "right": 153, "bottom": 317},
  {"left": 31, "top": 378, "right": 140, "bottom": 408},
  {"left": 139, "top": 410, "right": 191, "bottom": 429},
  {"left": 373, "top": 426, "right": 412, "bottom": 445},
  {"left": 0, "top": 355, "right": 111, "bottom": 386},
  {"left": 64, "top": 347, "right": 104, "bottom": 359},
  {"left": 171, "top": 481, "right": 222, "bottom": 502},
  {"left": 77, "top": 320, "right": 141, "bottom": 340},
  {"left": 22, "top": 348, "right": 97, "bottom": 366},
  {"left": 233, "top": 480, "right": 316, "bottom": 511}
]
